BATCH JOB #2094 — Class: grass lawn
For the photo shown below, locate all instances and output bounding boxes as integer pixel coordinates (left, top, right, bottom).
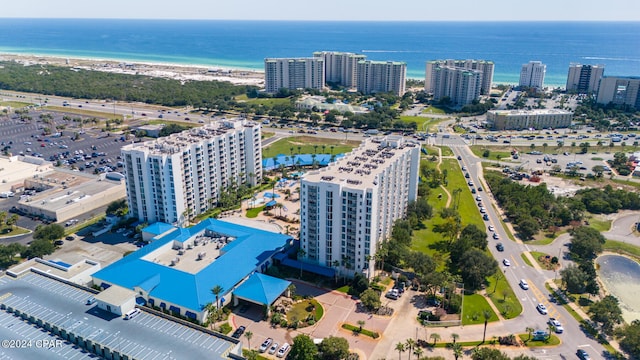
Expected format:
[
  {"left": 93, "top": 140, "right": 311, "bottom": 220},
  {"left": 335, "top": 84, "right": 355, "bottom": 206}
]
[
  {"left": 436, "top": 146, "right": 454, "bottom": 156},
  {"left": 586, "top": 216, "right": 611, "bottom": 232},
  {"left": 45, "top": 105, "right": 124, "bottom": 120},
  {"left": 462, "top": 294, "right": 498, "bottom": 325},
  {"left": 262, "top": 136, "right": 359, "bottom": 158},
  {"left": 518, "top": 334, "right": 561, "bottom": 347},
  {"left": 603, "top": 240, "right": 640, "bottom": 261},
  {"left": 485, "top": 272, "right": 523, "bottom": 319},
  {"left": 262, "top": 131, "right": 275, "bottom": 139},
  {"left": 341, "top": 323, "right": 380, "bottom": 339},
  {"left": 421, "top": 106, "right": 449, "bottom": 115},
  {"left": 399, "top": 116, "right": 445, "bottom": 132},
  {"left": 335, "top": 285, "right": 350, "bottom": 294},
  {"left": 531, "top": 251, "right": 560, "bottom": 270},
  {"left": 287, "top": 299, "right": 324, "bottom": 324},
  {"left": 527, "top": 235, "right": 557, "bottom": 245},
  {"left": 242, "top": 350, "right": 269, "bottom": 360},
  {"left": 145, "top": 119, "right": 196, "bottom": 127},
  {"left": 0, "top": 101, "right": 31, "bottom": 108},
  {"left": 0, "top": 226, "right": 30, "bottom": 238},
  {"left": 469, "top": 146, "right": 513, "bottom": 162},
  {"left": 236, "top": 95, "right": 292, "bottom": 107},
  {"left": 411, "top": 158, "right": 482, "bottom": 269},
  {"left": 520, "top": 253, "right": 534, "bottom": 267},
  {"left": 245, "top": 205, "right": 265, "bottom": 218}
]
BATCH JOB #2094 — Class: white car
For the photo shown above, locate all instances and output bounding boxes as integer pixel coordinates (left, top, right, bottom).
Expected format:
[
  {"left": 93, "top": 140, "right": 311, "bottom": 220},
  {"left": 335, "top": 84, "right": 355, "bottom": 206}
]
[
  {"left": 259, "top": 338, "right": 273, "bottom": 353},
  {"left": 277, "top": 343, "right": 290, "bottom": 358},
  {"left": 519, "top": 279, "right": 529, "bottom": 290},
  {"left": 548, "top": 318, "right": 564, "bottom": 333},
  {"left": 492, "top": 233, "right": 499, "bottom": 240},
  {"left": 268, "top": 342, "right": 279, "bottom": 355},
  {"left": 503, "top": 259, "right": 511, "bottom": 266},
  {"left": 488, "top": 225, "right": 495, "bottom": 232},
  {"left": 536, "top": 303, "right": 548, "bottom": 315}
]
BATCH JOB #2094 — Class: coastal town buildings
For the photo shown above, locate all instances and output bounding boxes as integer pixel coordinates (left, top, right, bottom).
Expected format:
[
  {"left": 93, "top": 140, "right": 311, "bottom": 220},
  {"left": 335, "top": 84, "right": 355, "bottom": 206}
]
[
  {"left": 596, "top": 76, "right": 640, "bottom": 110},
  {"left": 519, "top": 61, "right": 547, "bottom": 89},
  {"left": 566, "top": 63, "right": 605, "bottom": 94},
  {"left": 486, "top": 109, "right": 573, "bottom": 130},
  {"left": 121, "top": 120, "right": 262, "bottom": 225},
  {"left": 427, "top": 66, "right": 483, "bottom": 107},
  {"left": 356, "top": 60, "right": 407, "bottom": 96},
  {"left": 425, "top": 59, "right": 494, "bottom": 95},
  {"left": 264, "top": 57, "right": 325, "bottom": 93},
  {"left": 299, "top": 136, "right": 420, "bottom": 279},
  {"left": 313, "top": 51, "right": 365, "bottom": 89}
]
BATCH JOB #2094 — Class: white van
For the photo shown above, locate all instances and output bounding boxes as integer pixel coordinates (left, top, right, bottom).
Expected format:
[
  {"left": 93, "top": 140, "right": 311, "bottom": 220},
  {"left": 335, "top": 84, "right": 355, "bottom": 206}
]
[{"left": 124, "top": 308, "right": 141, "bottom": 320}]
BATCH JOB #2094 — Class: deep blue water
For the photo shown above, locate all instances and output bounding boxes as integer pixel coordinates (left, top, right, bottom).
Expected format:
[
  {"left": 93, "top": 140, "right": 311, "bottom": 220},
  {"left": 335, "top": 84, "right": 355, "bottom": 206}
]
[{"left": 0, "top": 19, "right": 638, "bottom": 86}]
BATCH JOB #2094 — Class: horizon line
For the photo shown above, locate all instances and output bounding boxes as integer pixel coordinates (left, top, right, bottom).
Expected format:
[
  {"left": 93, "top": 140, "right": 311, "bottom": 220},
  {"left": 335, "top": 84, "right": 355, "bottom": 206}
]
[{"left": 1, "top": 17, "right": 639, "bottom": 22}]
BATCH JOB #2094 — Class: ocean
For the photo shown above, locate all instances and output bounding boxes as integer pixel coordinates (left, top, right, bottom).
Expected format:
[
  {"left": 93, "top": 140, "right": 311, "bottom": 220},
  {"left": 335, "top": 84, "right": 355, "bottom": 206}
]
[{"left": 0, "top": 19, "right": 638, "bottom": 87}]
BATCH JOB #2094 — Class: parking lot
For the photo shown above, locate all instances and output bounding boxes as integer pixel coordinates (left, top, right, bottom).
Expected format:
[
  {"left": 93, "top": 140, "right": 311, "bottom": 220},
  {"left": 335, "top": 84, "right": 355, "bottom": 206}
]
[
  {"left": 1, "top": 110, "right": 131, "bottom": 174},
  {"left": 0, "top": 272, "right": 239, "bottom": 360}
]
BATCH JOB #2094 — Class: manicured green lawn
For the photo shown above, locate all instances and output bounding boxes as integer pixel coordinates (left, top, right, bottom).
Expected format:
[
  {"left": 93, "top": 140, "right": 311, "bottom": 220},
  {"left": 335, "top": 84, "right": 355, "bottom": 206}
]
[
  {"left": 287, "top": 299, "right": 324, "bottom": 324},
  {"left": 485, "top": 271, "right": 523, "bottom": 319},
  {"left": 469, "top": 146, "right": 513, "bottom": 162},
  {"left": 46, "top": 105, "right": 124, "bottom": 120},
  {"left": 0, "top": 101, "right": 31, "bottom": 108},
  {"left": 245, "top": 206, "right": 265, "bottom": 218},
  {"left": 335, "top": 285, "right": 350, "bottom": 293},
  {"left": 145, "top": 119, "right": 196, "bottom": 127},
  {"left": 262, "top": 136, "right": 358, "bottom": 158},
  {"left": 436, "top": 146, "right": 454, "bottom": 156},
  {"left": 518, "top": 334, "right": 561, "bottom": 347},
  {"left": 603, "top": 240, "right": 640, "bottom": 261},
  {"left": 0, "top": 226, "right": 30, "bottom": 238},
  {"left": 587, "top": 217, "right": 611, "bottom": 232},
  {"left": 262, "top": 131, "right": 275, "bottom": 139},
  {"left": 462, "top": 294, "right": 498, "bottom": 325},
  {"left": 520, "top": 253, "right": 534, "bottom": 267},
  {"left": 236, "top": 96, "right": 292, "bottom": 106},
  {"left": 421, "top": 106, "right": 448, "bottom": 115},
  {"left": 399, "top": 116, "right": 445, "bottom": 132},
  {"left": 341, "top": 323, "right": 380, "bottom": 338}
]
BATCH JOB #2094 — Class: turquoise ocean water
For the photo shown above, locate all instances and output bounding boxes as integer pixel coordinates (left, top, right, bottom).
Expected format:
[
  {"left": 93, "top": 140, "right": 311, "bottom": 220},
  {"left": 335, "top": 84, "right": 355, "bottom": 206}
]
[{"left": 0, "top": 19, "right": 638, "bottom": 87}]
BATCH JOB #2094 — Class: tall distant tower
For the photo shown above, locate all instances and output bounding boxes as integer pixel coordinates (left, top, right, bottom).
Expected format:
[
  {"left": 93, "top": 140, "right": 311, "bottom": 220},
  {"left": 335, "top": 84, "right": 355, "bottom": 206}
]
[
  {"left": 566, "top": 63, "right": 605, "bottom": 94},
  {"left": 430, "top": 66, "right": 483, "bottom": 107},
  {"left": 425, "top": 59, "right": 494, "bottom": 95},
  {"left": 356, "top": 61, "right": 406, "bottom": 96},
  {"left": 264, "top": 57, "right": 325, "bottom": 94},
  {"left": 313, "top": 51, "right": 366, "bottom": 89},
  {"left": 519, "top": 61, "right": 546, "bottom": 89}
]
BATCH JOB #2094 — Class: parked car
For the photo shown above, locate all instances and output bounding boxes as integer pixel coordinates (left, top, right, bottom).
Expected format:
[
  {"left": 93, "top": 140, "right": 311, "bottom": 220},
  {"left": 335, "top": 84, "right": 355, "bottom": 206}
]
[
  {"left": 268, "top": 342, "right": 279, "bottom": 355},
  {"left": 231, "top": 326, "right": 246, "bottom": 339},
  {"left": 259, "top": 338, "right": 273, "bottom": 353},
  {"left": 86, "top": 296, "right": 96, "bottom": 305},
  {"left": 276, "top": 343, "right": 290, "bottom": 358}
]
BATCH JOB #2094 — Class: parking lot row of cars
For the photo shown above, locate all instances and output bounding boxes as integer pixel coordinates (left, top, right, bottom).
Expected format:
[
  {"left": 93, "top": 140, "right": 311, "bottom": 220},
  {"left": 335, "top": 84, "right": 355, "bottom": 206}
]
[{"left": 259, "top": 337, "right": 290, "bottom": 357}]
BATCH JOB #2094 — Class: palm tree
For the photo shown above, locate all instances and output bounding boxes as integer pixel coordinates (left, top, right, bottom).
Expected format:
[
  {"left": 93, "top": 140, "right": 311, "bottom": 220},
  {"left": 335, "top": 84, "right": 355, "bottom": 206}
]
[
  {"left": 451, "top": 333, "right": 459, "bottom": 344},
  {"left": 413, "top": 347, "right": 423, "bottom": 360},
  {"left": 330, "top": 145, "right": 335, "bottom": 155},
  {"left": 451, "top": 342, "right": 463, "bottom": 360},
  {"left": 297, "top": 248, "right": 306, "bottom": 279},
  {"left": 244, "top": 331, "right": 253, "bottom": 349},
  {"left": 313, "top": 145, "right": 318, "bottom": 154},
  {"left": 211, "top": 285, "right": 224, "bottom": 309},
  {"left": 395, "top": 342, "right": 406, "bottom": 360},
  {"left": 526, "top": 326, "right": 535, "bottom": 341},
  {"left": 430, "top": 333, "right": 440, "bottom": 346},
  {"left": 357, "top": 320, "right": 365, "bottom": 331},
  {"left": 322, "top": 145, "right": 326, "bottom": 154},
  {"left": 482, "top": 309, "right": 492, "bottom": 343},
  {"left": 289, "top": 146, "right": 294, "bottom": 156},
  {"left": 405, "top": 338, "right": 416, "bottom": 360},
  {"left": 332, "top": 260, "right": 340, "bottom": 284},
  {"left": 297, "top": 145, "right": 301, "bottom": 155}
]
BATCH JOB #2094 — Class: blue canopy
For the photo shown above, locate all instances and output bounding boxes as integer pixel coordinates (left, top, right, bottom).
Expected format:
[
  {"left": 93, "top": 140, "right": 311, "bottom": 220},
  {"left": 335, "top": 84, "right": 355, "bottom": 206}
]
[
  {"left": 265, "top": 200, "right": 277, "bottom": 207},
  {"left": 234, "top": 273, "right": 291, "bottom": 305},
  {"left": 264, "top": 193, "right": 280, "bottom": 198}
]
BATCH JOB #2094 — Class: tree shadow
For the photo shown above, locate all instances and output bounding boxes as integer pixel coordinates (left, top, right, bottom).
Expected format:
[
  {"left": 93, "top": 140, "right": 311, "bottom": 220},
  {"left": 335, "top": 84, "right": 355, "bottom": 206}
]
[{"left": 428, "top": 240, "right": 450, "bottom": 252}]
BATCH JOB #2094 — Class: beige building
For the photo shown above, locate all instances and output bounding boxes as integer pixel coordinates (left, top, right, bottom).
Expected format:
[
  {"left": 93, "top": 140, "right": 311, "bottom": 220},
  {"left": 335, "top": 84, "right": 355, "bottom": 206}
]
[
  {"left": 425, "top": 59, "right": 494, "bottom": 94},
  {"left": 486, "top": 109, "right": 573, "bottom": 130},
  {"left": 357, "top": 61, "right": 406, "bottom": 96},
  {"left": 566, "top": 63, "right": 605, "bottom": 94},
  {"left": 264, "top": 57, "right": 325, "bottom": 93},
  {"left": 596, "top": 76, "right": 640, "bottom": 110},
  {"left": 313, "top": 51, "right": 366, "bottom": 88}
]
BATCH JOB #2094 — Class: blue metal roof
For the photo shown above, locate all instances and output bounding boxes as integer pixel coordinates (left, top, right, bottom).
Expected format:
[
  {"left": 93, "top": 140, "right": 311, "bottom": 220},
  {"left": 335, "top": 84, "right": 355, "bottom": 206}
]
[
  {"left": 233, "top": 273, "right": 291, "bottom": 305},
  {"left": 93, "top": 219, "right": 292, "bottom": 314},
  {"left": 143, "top": 222, "right": 176, "bottom": 236}
]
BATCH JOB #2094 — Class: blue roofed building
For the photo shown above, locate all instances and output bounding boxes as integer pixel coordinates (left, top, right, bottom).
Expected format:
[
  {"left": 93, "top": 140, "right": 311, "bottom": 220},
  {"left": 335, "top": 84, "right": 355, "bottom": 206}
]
[{"left": 92, "top": 219, "right": 293, "bottom": 322}]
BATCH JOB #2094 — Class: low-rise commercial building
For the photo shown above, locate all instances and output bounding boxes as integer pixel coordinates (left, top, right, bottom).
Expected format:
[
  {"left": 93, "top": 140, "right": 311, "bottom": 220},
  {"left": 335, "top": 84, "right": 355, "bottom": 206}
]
[{"left": 486, "top": 109, "right": 573, "bottom": 130}]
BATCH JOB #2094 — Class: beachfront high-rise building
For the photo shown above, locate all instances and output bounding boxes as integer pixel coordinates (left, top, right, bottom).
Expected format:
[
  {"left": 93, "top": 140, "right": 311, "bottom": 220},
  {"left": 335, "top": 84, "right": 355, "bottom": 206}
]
[
  {"left": 300, "top": 136, "right": 420, "bottom": 278},
  {"left": 566, "top": 63, "right": 605, "bottom": 94},
  {"left": 313, "top": 51, "right": 366, "bottom": 88},
  {"left": 264, "top": 57, "right": 325, "bottom": 93},
  {"left": 122, "top": 120, "right": 262, "bottom": 225},
  {"left": 596, "top": 76, "right": 640, "bottom": 110},
  {"left": 356, "top": 61, "right": 407, "bottom": 96},
  {"left": 429, "top": 66, "right": 483, "bottom": 107},
  {"left": 519, "top": 61, "right": 546, "bottom": 89},
  {"left": 425, "top": 59, "right": 494, "bottom": 95}
]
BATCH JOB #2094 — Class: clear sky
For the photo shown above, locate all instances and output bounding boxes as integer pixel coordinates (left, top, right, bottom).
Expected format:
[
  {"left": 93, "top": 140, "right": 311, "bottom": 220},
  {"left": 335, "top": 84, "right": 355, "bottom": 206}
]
[{"left": 2, "top": 0, "right": 639, "bottom": 21}]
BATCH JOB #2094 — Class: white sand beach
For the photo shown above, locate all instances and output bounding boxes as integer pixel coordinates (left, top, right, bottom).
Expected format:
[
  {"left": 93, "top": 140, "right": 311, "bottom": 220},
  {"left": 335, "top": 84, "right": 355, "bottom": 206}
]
[{"left": 0, "top": 53, "right": 265, "bottom": 87}]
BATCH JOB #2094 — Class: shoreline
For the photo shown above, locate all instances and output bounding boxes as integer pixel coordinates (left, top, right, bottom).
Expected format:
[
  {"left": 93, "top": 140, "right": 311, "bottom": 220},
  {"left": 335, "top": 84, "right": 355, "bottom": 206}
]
[{"left": 0, "top": 53, "right": 266, "bottom": 87}]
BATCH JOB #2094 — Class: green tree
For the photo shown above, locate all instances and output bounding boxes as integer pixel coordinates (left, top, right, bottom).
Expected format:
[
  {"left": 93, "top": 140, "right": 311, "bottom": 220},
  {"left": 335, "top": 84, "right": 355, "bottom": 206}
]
[
  {"left": 395, "top": 342, "right": 406, "bottom": 360},
  {"left": 33, "top": 223, "right": 65, "bottom": 241},
  {"left": 617, "top": 319, "right": 640, "bottom": 359},
  {"left": 526, "top": 326, "right": 535, "bottom": 341},
  {"left": 470, "top": 348, "right": 510, "bottom": 360},
  {"left": 211, "top": 285, "right": 224, "bottom": 308},
  {"left": 560, "top": 264, "right": 588, "bottom": 293},
  {"left": 459, "top": 249, "right": 498, "bottom": 290},
  {"left": 288, "top": 334, "right": 318, "bottom": 360},
  {"left": 317, "top": 336, "right": 349, "bottom": 360},
  {"left": 570, "top": 226, "right": 606, "bottom": 261},
  {"left": 450, "top": 342, "right": 463, "bottom": 360},
  {"left": 22, "top": 238, "right": 55, "bottom": 259},
  {"left": 430, "top": 332, "right": 441, "bottom": 345},
  {"left": 244, "top": 331, "right": 253, "bottom": 349},
  {"left": 589, "top": 295, "right": 624, "bottom": 336},
  {"left": 405, "top": 338, "right": 416, "bottom": 360},
  {"left": 360, "top": 289, "right": 381, "bottom": 311},
  {"left": 482, "top": 309, "right": 492, "bottom": 343}
]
